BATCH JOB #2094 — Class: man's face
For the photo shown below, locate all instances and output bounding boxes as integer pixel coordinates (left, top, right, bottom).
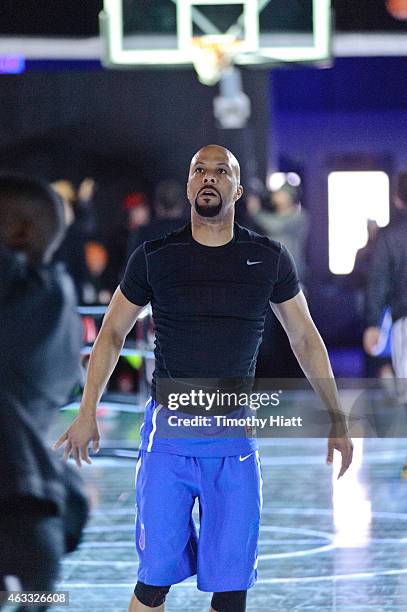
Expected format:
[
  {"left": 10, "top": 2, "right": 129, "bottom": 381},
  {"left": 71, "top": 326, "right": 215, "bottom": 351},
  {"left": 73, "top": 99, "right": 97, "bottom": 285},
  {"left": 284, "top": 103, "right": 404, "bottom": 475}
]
[{"left": 187, "top": 146, "right": 243, "bottom": 219}]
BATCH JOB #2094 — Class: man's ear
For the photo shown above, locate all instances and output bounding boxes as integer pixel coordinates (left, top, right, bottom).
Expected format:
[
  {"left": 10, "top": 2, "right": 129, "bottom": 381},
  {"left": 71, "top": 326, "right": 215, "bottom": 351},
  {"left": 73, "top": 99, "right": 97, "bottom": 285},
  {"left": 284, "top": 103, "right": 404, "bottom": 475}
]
[{"left": 235, "top": 185, "right": 244, "bottom": 202}]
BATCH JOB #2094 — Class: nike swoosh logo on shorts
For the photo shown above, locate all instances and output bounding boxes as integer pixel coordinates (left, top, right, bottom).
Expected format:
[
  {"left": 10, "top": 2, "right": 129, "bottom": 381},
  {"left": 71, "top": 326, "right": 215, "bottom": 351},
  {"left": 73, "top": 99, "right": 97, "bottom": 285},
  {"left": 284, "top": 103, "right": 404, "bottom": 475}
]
[
  {"left": 239, "top": 453, "right": 253, "bottom": 462},
  {"left": 247, "top": 260, "right": 262, "bottom": 266}
]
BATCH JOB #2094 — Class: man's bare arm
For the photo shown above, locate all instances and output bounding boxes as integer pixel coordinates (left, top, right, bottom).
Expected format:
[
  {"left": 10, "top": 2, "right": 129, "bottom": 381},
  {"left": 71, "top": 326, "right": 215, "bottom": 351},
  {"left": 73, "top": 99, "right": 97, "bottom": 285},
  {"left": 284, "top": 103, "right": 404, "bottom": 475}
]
[
  {"left": 270, "top": 291, "right": 353, "bottom": 478},
  {"left": 54, "top": 287, "right": 146, "bottom": 466}
]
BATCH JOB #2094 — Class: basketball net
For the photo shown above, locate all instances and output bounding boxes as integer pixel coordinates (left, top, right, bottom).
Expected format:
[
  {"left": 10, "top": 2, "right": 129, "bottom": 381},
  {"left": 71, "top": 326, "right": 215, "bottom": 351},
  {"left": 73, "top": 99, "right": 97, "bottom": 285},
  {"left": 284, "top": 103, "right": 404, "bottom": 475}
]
[{"left": 191, "top": 35, "right": 241, "bottom": 86}]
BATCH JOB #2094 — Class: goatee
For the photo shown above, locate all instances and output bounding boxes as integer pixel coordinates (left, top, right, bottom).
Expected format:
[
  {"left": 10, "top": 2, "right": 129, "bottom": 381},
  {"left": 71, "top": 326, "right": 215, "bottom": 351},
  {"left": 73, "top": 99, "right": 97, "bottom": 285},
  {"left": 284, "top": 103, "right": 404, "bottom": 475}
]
[{"left": 195, "top": 200, "right": 223, "bottom": 218}]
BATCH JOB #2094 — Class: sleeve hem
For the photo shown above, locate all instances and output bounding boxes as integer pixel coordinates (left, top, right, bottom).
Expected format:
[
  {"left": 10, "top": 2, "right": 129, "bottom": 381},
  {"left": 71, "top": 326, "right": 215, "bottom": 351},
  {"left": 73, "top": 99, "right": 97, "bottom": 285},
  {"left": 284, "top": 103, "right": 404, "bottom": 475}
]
[
  {"left": 270, "top": 285, "right": 301, "bottom": 304},
  {"left": 119, "top": 281, "right": 149, "bottom": 307}
]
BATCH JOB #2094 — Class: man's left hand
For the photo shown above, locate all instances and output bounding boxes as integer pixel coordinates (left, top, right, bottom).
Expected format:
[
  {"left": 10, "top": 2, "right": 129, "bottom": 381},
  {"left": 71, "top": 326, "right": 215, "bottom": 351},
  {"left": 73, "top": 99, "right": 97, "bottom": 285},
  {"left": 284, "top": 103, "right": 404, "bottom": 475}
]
[{"left": 326, "top": 431, "right": 353, "bottom": 479}]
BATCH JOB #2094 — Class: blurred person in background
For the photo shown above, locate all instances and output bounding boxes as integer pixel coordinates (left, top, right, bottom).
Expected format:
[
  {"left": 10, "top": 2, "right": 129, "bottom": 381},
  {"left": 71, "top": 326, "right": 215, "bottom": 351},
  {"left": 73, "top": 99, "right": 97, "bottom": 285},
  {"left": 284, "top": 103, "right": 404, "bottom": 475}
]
[
  {"left": 105, "top": 191, "right": 151, "bottom": 295},
  {"left": 52, "top": 178, "right": 98, "bottom": 303},
  {"left": 248, "top": 182, "right": 309, "bottom": 282},
  {"left": 82, "top": 240, "right": 116, "bottom": 305},
  {"left": 363, "top": 172, "right": 407, "bottom": 478},
  {"left": 127, "top": 179, "right": 187, "bottom": 255},
  {"left": 53, "top": 178, "right": 98, "bottom": 238},
  {"left": 352, "top": 219, "right": 380, "bottom": 291},
  {"left": 0, "top": 174, "right": 88, "bottom": 609},
  {"left": 247, "top": 181, "right": 310, "bottom": 378},
  {"left": 125, "top": 191, "right": 151, "bottom": 236},
  {"left": 351, "top": 219, "right": 393, "bottom": 378}
]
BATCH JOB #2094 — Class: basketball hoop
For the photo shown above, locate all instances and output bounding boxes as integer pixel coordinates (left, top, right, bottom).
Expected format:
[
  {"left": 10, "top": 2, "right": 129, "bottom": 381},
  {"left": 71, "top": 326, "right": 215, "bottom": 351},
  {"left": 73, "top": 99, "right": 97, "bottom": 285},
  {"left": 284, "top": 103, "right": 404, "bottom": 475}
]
[{"left": 191, "top": 35, "right": 242, "bottom": 86}]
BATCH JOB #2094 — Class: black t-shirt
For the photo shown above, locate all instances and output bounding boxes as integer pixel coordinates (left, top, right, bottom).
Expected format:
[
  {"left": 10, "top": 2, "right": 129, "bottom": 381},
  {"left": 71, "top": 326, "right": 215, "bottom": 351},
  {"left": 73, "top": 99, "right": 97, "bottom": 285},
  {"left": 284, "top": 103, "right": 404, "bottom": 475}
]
[
  {"left": 0, "top": 242, "right": 83, "bottom": 508},
  {"left": 120, "top": 223, "right": 300, "bottom": 395}
]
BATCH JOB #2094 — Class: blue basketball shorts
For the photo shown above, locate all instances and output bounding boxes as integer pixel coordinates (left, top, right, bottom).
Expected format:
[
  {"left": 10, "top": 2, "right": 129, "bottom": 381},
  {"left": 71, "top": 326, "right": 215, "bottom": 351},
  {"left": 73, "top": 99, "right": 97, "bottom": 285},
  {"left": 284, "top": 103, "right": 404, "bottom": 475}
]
[{"left": 134, "top": 449, "right": 263, "bottom": 592}]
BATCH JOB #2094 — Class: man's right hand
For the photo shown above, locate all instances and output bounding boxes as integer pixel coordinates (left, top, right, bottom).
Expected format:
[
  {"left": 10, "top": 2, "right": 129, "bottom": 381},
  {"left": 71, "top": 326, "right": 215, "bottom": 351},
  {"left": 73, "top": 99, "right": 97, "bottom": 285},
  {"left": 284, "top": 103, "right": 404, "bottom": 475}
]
[{"left": 53, "top": 411, "right": 100, "bottom": 468}]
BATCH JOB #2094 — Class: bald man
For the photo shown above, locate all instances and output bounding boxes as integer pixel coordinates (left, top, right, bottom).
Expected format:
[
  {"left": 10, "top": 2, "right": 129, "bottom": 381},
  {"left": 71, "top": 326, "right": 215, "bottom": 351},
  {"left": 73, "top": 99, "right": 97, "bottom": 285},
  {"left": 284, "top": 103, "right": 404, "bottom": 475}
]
[{"left": 56, "top": 145, "right": 353, "bottom": 612}]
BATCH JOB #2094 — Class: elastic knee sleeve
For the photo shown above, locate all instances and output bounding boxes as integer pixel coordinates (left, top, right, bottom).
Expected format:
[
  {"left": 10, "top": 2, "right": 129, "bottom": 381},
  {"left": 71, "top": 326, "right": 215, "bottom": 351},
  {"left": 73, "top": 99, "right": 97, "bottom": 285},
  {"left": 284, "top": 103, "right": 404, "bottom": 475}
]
[
  {"left": 211, "top": 590, "right": 247, "bottom": 612},
  {"left": 134, "top": 581, "right": 171, "bottom": 608}
]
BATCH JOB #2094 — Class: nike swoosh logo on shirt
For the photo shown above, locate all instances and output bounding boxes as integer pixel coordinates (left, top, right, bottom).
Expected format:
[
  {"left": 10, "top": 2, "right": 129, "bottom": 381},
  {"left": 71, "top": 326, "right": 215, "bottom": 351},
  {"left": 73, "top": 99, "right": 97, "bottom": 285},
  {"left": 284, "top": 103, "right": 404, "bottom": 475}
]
[
  {"left": 247, "top": 260, "right": 262, "bottom": 266},
  {"left": 239, "top": 453, "right": 253, "bottom": 462}
]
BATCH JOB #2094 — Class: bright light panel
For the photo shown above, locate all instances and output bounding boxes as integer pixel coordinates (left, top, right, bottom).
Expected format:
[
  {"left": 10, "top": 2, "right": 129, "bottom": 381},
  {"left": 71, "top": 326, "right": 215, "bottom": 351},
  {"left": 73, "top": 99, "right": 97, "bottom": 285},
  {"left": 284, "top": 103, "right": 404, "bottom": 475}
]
[{"left": 328, "top": 171, "right": 390, "bottom": 275}]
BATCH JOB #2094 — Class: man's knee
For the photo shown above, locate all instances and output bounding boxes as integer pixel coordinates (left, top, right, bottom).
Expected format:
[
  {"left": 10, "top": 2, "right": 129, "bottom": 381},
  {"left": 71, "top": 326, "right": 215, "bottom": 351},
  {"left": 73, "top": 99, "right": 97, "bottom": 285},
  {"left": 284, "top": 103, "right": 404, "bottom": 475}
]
[
  {"left": 211, "top": 590, "right": 247, "bottom": 612},
  {"left": 134, "top": 581, "right": 171, "bottom": 608}
]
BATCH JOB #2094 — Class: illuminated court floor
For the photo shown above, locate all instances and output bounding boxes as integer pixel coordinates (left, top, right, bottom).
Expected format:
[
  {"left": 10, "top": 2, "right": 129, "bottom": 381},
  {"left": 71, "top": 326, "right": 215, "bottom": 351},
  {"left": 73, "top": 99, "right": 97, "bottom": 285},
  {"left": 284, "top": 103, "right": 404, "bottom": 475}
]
[{"left": 51, "top": 410, "right": 407, "bottom": 611}]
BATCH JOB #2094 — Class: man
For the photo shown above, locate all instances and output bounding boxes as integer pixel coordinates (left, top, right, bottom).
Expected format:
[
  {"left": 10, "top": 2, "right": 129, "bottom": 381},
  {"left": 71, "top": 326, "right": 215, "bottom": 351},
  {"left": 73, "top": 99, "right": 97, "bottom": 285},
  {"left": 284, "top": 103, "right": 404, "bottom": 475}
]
[
  {"left": 0, "top": 175, "right": 87, "bottom": 609},
  {"left": 55, "top": 145, "right": 353, "bottom": 612},
  {"left": 363, "top": 172, "right": 407, "bottom": 477}
]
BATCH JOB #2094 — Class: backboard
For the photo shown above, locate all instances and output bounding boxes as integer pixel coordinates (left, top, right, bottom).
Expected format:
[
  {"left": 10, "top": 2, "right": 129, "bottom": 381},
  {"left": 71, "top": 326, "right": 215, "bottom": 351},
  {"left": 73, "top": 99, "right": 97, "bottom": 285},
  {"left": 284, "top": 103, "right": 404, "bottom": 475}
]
[{"left": 100, "top": 0, "right": 331, "bottom": 69}]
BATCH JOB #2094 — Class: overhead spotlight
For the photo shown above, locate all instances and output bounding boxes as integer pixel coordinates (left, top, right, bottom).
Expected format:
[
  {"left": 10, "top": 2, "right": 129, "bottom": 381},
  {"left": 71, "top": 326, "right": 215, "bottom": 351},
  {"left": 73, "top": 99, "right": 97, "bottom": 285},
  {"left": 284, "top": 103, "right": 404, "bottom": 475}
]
[
  {"left": 286, "top": 172, "right": 301, "bottom": 187},
  {"left": 267, "top": 172, "right": 286, "bottom": 192}
]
